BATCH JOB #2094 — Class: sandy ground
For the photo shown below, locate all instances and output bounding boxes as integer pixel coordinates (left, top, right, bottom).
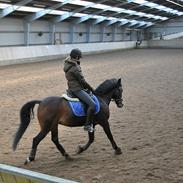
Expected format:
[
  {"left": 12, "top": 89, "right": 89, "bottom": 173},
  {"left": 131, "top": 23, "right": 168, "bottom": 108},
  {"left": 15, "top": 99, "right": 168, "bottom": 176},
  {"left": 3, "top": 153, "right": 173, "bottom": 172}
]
[{"left": 0, "top": 49, "right": 183, "bottom": 183}]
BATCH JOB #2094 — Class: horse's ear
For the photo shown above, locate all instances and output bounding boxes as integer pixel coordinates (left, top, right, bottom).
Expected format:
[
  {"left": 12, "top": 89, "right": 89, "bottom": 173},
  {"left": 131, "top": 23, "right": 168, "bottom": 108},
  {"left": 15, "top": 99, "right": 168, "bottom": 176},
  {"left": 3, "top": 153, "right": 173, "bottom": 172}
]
[{"left": 118, "top": 78, "right": 122, "bottom": 86}]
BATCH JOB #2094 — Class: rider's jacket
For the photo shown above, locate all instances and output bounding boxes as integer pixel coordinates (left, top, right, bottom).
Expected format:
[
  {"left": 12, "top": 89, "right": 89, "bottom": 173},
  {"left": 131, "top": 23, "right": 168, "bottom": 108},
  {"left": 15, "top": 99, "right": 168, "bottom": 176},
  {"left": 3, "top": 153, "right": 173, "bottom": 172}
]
[{"left": 63, "top": 57, "right": 93, "bottom": 92}]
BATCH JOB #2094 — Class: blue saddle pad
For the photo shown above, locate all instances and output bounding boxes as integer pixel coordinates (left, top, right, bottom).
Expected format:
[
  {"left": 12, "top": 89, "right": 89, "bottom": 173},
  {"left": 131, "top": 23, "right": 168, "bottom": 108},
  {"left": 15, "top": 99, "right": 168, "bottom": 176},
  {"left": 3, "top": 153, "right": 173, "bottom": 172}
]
[{"left": 69, "top": 95, "right": 100, "bottom": 117}]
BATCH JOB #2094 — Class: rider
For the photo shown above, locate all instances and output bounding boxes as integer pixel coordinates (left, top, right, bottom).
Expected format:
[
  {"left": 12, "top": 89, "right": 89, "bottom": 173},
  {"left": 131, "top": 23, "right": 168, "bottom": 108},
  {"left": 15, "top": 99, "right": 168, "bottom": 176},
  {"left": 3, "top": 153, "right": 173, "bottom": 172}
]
[{"left": 63, "top": 48, "right": 95, "bottom": 133}]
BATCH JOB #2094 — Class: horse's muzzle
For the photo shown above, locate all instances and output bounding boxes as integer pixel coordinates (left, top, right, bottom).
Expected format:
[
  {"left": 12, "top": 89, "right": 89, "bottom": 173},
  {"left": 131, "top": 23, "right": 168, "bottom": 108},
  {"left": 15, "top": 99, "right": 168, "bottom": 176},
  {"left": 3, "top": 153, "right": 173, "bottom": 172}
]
[{"left": 115, "top": 98, "right": 123, "bottom": 108}]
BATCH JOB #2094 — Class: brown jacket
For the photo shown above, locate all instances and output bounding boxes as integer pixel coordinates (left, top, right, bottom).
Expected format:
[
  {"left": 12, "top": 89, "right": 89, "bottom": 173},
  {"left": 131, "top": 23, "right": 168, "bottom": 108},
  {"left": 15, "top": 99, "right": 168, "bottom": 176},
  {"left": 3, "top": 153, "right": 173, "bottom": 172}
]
[{"left": 63, "top": 57, "right": 93, "bottom": 92}]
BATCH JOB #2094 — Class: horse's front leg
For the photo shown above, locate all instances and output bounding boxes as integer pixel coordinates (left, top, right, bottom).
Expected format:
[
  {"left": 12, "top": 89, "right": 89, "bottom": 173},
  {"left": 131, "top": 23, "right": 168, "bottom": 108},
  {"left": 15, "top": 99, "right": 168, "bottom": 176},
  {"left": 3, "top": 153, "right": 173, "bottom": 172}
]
[
  {"left": 101, "top": 121, "right": 122, "bottom": 155},
  {"left": 77, "top": 130, "right": 95, "bottom": 154}
]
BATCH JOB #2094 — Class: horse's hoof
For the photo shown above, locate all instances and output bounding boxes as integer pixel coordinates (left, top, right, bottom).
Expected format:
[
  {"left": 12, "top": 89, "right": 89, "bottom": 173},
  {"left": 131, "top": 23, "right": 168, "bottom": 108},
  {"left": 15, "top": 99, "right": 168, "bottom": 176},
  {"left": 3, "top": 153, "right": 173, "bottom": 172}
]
[
  {"left": 65, "top": 153, "right": 73, "bottom": 161},
  {"left": 76, "top": 145, "right": 84, "bottom": 154},
  {"left": 115, "top": 148, "right": 122, "bottom": 155},
  {"left": 24, "top": 157, "right": 33, "bottom": 165}
]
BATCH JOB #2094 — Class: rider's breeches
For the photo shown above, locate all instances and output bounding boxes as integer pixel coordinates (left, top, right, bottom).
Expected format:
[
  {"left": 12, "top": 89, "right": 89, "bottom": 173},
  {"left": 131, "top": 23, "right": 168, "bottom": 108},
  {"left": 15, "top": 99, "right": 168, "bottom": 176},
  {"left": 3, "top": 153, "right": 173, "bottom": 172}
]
[{"left": 72, "top": 90, "right": 95, "bottom": 124}]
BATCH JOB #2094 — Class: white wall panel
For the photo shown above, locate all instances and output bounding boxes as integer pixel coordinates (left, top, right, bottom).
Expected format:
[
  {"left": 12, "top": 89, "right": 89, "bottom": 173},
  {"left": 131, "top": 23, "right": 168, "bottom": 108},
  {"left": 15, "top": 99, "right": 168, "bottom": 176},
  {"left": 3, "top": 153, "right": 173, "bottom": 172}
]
[
  {"left": 0, "top": 17, "right": 138, "bottom": 46},
  {"left": 0, "top": 41, "right": 137, "bottom": 66},
  {"left": 56, "top": 22, "right": 70, "bottom": 32},
  {"left": 115, "top": 34, "right": 122, "bottom": 41},
  {"left": 74, "top": 33, "right": 86, "bottom": 43},
  {"left": 31, "top": 21, "right": 49, "bottom": 32},
  {"left": 148, "top": 17, "right": 183, "bottom": 38},
  {"left": 147, "top": 40, "right": 183, "bottom": 48},
  {"left": 90, "top": 33, "right": 100, "bottom": 42},
  {"left": 0, "top": 18, "right": 23, "bottom": 31},
  {"left": 0, "top": 33, "right": 24, "bottom": 46},
  {"left": 30, "top": 33, "right": 50, "bottom": 45}
]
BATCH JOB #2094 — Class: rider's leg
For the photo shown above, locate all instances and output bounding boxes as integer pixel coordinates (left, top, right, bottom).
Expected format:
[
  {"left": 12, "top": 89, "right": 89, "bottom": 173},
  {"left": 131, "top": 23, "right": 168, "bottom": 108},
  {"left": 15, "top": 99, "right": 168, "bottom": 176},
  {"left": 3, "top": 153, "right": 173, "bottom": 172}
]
[{"left": 72, "top": 90, "right": 96, "bottom": 132}]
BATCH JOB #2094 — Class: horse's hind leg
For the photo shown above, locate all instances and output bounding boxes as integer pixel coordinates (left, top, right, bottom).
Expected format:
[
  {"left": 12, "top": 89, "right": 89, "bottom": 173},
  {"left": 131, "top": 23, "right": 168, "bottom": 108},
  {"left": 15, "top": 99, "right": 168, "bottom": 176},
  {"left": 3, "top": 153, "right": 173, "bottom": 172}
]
[
  {"left": 51, "top": 126, "right": 72, "bottom": 160},
  {"left": 77, "top": 130, "right": 95, "bottom": 154},
  {"left": 24, "top": 131, "right": 48, "bottom": 164}
]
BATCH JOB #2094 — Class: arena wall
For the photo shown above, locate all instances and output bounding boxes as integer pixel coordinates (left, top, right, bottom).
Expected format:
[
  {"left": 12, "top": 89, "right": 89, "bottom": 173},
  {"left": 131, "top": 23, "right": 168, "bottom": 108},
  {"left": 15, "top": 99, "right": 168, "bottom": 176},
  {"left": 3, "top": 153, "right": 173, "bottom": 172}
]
[
  {"left": 0, "top": 18, "right": 139, "bottom": 46},
  {"left": 0, "top": 41, "right": 138, "bottom": 66},
  {"left": 147, "top": 39, "right": 183, "bottom": 48},
  {"left": 147, "top": 17, "right": 183, "bottom": 40}
]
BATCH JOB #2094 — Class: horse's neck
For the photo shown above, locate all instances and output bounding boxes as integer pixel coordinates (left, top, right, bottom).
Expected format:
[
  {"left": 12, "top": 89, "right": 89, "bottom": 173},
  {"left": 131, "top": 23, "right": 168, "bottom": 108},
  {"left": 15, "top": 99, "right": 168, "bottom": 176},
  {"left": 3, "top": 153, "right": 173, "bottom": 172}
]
[{"left": 99, "top": 91, "right": 113, "bottom": 106}]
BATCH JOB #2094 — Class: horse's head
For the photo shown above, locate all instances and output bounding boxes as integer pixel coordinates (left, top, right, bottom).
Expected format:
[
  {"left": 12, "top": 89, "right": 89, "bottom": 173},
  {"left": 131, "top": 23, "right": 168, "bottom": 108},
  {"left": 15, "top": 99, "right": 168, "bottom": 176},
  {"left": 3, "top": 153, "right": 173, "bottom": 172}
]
[
  {"left": 95, "top": 78, "right": 124, "bottom": 108},
  {"left": 112, "top": 78, "right": 123, "bottom": 108}
]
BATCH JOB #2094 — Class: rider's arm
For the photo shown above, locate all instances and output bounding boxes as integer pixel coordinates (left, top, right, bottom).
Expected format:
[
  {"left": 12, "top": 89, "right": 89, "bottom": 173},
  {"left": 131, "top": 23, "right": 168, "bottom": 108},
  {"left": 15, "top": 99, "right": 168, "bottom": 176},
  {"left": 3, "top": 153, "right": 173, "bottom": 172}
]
[{"left": 71, "top": 67, "right": 94, "bottom": 92}]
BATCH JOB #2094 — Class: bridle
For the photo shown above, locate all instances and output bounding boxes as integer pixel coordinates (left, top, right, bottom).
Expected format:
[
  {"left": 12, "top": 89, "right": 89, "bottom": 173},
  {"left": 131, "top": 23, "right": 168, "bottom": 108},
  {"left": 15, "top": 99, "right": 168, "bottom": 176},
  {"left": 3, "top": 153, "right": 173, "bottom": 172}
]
[{"left": 111, "top": 86, "right": 123, "bottom": 107}]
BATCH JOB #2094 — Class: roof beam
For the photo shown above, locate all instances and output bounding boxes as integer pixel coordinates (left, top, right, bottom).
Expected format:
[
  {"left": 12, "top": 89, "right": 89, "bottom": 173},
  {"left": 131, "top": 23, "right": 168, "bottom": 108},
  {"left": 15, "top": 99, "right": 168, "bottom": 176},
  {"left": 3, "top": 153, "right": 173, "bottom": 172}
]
[
  {"left": 0, "top": 0, "right": 32, "bottom": 18},
  {"left": 75, "top": 1, "right": 130, "bottom": 24},
  {"left": 93, "top": 17, "right": 106, "bottom": 25},
  {"left": 128, "top": 22, "right": 139, "bottom": 28},
  {"left": 105, "top": 19, "right": 118, "bottom": 26},
  {"left": 117, "top": 20, "right": 129, "bottom": 27},
  {"left": 52, "top": 0, "right": 107, "bottom": 23},
  {"left": 133, "top": 22, "right": 147, "bottom": 29},
  {"left": 25, "top": 0, "right": 73, "bottom": 22}
]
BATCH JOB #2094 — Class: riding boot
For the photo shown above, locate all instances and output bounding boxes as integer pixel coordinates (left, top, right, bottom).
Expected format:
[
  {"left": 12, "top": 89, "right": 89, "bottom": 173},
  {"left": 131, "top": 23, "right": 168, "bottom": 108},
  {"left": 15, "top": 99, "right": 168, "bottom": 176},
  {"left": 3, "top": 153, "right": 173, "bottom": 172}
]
[{"left": 84, "top": 108, "right": 95, "bottom": 133}]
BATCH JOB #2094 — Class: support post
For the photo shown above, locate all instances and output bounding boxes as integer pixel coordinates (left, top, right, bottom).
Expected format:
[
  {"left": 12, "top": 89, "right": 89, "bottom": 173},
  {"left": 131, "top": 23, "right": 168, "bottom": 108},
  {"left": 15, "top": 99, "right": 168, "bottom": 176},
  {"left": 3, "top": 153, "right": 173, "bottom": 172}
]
[
  {"left": 70, "top": 24, "right": 74, "bottom": 43},
  {"left": 112, "top": 25, "right": 116, "bottom": 42},
  {"left": 49, "top": 23, "right": 56, "bottom": 45},
  {"left": 86, "top": 23, "right": 91, "bottom": 43},
  {"left": 24, "top": 22, "right": 30, "bottom": 46},
  {"left": 100, "top": 25, "right": 105, "bottom": 42}
]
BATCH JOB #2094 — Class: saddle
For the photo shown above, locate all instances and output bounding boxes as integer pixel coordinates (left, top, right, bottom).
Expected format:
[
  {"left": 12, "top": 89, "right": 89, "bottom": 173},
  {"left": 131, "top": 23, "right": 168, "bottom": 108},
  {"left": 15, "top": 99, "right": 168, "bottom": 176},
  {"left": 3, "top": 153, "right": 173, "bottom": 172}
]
[{"left": 62, "top": 92, "right": 100, "bottom": 117}]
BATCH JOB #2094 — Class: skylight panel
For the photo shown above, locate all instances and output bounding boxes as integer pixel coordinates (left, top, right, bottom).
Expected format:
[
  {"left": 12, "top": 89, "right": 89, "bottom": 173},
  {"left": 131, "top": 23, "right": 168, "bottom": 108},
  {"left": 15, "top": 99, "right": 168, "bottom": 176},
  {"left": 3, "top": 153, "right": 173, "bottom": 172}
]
[
  {"left": 130, "top": 0, "right": 147, "bottom": 4},
  {"left": 110, "top": 7, "right": 122, "bottom": 12},
  {"left": 49, "top": 10, "right": 65, "bottom": 15},
  {"left": 144, "top": 14, "right": 154, "bottom": 18},
  {"left": 135, "top": 12, "right": 146, "bottom": 16},
  {"left": 145, "top": 2, "right": 158, "bottom": 8},
  {"left": 74, "top": 12, "right": 88, "bottom": 17},
  {"left": 130, "top": 20, "right": 138, "bottom": 23},
  {"left": 0, "top": 3, "right": 11, "bottom": 9},
  {"left": 93, "top": 15, "right": 103, "bottom": 19},
  {"left": 177, "top": 12, "right": 183, "bottom": 15},
  {"left": 18, "top": 6, "right": 42, "bottom": 12},
  {"left": 51, "top": 0, "right": 91, "bottom": 6},
  {"left": 156, "top": 5, "right": 167, "bottom": 10},
  {"left": 125, "top": 10, "right": 136, "bottom": 15},
  {"left": 163, "top": 7, "right": 173, "bottom": 12},
  {"left": 72, "top": 0, "right": 91, "bottom": 6},
  {"left": 51, "top": 0, "right": 64, "bottom": 2},
  {"left": 92, "top": 4, "right": 109, "bottom": 9},
  {"left": 153, "top": 15, "right": 162, "bottom": 19},
  {"left": 171, "top": 10, "right": 178, "bottom": 14},
  {"left": 107, "top": 17, "right": 116, "bottom": 20},
  {"left": 120, "top": 19, "right": 129, "bottom": 23},
  {"left": 160, "top": 17, "right": 168, "bottom": 20},
  {"left": 146, "top": 22, "right": 154, "bottom": 27}
]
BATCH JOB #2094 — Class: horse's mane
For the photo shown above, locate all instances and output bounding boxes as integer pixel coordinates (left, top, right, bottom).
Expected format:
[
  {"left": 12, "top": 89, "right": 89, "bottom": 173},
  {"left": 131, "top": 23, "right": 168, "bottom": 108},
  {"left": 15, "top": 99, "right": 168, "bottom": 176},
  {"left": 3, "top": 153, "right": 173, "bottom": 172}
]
[{"left": 95, "top": 78, "right": 118, "bottom": 95}]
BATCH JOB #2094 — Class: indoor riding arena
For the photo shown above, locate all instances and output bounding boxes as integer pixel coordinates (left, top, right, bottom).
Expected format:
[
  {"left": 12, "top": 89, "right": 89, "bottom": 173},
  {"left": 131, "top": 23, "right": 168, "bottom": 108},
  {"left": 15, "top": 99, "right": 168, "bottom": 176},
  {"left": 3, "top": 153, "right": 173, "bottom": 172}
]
[{"left": 0, "top": 1, "right": 183, "bottom": 183}]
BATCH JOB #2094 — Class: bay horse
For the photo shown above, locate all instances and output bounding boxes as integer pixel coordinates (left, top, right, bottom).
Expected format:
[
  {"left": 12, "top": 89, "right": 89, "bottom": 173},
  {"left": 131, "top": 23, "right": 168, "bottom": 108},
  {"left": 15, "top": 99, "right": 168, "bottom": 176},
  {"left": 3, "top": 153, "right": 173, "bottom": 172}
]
[{"left": 12, "top": 78, "right": 123, "bottom": 164}]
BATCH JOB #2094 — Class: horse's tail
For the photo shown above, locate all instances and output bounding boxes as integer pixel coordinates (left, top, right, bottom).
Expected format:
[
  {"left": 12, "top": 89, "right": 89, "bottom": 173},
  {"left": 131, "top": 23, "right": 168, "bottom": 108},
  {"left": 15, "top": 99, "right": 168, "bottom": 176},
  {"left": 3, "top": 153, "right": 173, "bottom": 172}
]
[{"left": 12, "top": 100, "right": 41, "bottom": 151}]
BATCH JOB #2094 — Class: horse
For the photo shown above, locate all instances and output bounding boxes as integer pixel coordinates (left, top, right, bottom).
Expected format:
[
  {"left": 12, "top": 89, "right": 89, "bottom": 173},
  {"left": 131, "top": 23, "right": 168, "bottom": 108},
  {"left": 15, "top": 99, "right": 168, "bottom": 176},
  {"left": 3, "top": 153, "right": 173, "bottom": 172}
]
[{"left": 12, "top": 78, "right": 124, "bottom": 164}]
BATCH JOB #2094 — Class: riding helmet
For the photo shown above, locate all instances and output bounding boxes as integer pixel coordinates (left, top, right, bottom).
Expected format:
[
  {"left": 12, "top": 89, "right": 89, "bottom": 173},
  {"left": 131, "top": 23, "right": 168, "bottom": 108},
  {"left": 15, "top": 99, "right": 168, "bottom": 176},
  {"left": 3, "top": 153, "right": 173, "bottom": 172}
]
[{"left": 70, "top": 49, "right": 82, "bottom": 59}]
